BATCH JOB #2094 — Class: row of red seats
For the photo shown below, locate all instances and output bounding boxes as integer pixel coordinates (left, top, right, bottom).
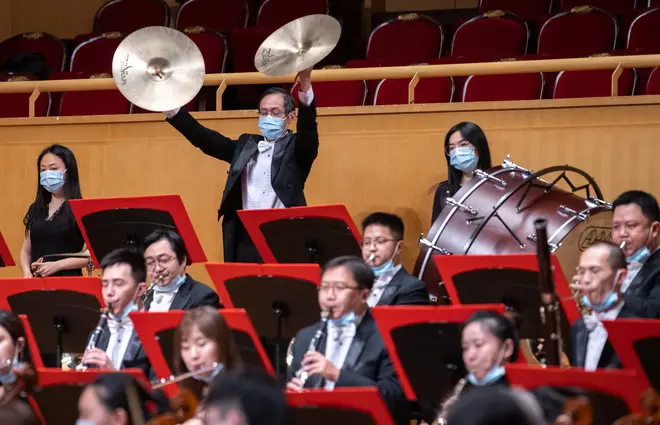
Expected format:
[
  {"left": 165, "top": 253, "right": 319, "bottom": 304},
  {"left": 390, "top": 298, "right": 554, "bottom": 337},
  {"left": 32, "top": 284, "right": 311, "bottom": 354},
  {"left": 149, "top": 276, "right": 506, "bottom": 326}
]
[{"left": 479, "top": 0, "right": 660, "bottom": 18}]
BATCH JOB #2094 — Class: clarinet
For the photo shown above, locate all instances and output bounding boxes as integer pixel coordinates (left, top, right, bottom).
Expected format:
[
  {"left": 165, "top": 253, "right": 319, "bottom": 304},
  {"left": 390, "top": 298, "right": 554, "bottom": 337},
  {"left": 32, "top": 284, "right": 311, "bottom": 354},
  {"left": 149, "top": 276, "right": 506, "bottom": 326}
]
[
  {"left": 77, "top": 304, "right": 111, "bottom": 371},
  {"left": 295, "top": 309, "right": 331, "bottom": 386}
]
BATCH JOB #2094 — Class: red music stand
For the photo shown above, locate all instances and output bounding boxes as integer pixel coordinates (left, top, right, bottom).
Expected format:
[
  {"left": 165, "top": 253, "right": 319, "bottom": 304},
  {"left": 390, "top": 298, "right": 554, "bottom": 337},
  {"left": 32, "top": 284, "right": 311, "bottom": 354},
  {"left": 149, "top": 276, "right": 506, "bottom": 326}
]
[
  {"left": 19, "top": 314, "right": 46, "bottom": 369},
  {"left": 69, "top": 195, "right": 206, "bottom": 268},
  {"left": 604, "top": 319, "right": 660, "bottom": 391},
  {"left": 32, "top": 369, "right": 149, "bottom": 425},
  {"left": 371, "top": 304, "right": 517, "bottom": 417},
  {"left": 0, "top": 277, "right": 105, "bottom": 368},
  {"left": 287, "top": 388, "right": 396, "bottom": 425},
  {"left": 237, "top": 204, "right": 362, "bottom": 264},
  {"left": 130, "top": 309, "right": 273, "bottom": 398},
  {"left": 506, "top": 364, "right": 647, "bottom": 425},
  {"left": 0, "top": 231, "right": 15, "bottom": 267},
  {"left": 206, "top": 263, "right": 321, "bottom": 380}
]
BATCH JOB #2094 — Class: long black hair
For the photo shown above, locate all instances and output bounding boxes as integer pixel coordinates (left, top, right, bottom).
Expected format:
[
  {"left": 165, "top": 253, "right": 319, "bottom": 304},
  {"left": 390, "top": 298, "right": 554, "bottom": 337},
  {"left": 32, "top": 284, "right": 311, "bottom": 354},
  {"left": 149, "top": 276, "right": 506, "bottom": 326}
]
[
  {"left": 442, "top": 122, "right": 492, "bottom": 195},
  {"left": 87, "top": 373, "right": 158, "bottom": 424},
  {"left": 23, "top": 144, "right": 82, "bottom": 232},
  {"left": 0, "top": 309, "right": 32, "bottom": 365}
]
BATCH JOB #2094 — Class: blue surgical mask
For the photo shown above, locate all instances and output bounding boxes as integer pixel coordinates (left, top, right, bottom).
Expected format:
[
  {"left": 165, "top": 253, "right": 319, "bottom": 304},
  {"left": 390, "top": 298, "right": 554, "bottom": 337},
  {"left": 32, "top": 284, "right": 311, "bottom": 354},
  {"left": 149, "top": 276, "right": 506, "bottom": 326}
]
[
  {"left": 193, "top": 362, "right": 224, "bottom": 383},
  {"left": 329, "top": 311, "right": 357, "bottom": 327},
  {"left": 627, "top": 247, "right": 651, "bottom": 264},
  {"left": 39, "top": 169, "right": 66, "bottom": 193},
  {"left": 76, "top": 420, "right": 97, "bottom": 425},
  {"left": 0, "top": 359, "right": 20, "bottom": 385},
  {"left": 110, "top": 301, "right": 138, "bottom": 322},
  {"left": 258, "top": 115, "right": 285, "bottom": 141},
  {"left": 371, "top": 259, "right": 394, "bottom": 277},
  {"left": 449, "top": 147, "right": 478, "bottom": 172},
  {"left": 581, "top": 270, "right": 622, "bottom": 313},
  {"left": 154, "top": 274, "right": 186, "bottom": 293},
  {"left": 467, "top": 365, "right": 506, "bottom": 386}
]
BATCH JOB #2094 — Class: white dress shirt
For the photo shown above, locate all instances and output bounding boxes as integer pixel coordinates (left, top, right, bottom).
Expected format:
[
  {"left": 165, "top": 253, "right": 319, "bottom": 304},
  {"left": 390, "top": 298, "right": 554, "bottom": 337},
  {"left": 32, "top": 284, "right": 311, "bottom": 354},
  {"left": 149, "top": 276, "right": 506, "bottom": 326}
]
[
  {"left": 583, "top": 302, "right": 625, "bottom": 371},
  {"left": 148, "top": 275, "right": 186, "bottom": 312},
  {"left": 106, "top": 318, "right": 134, "bottom": 370},
  {"left": 367, "top": 264, "right": 402, "bottom": 307},
  {"left": 323, "top": 311, "right": 364, "bottom": 390}
]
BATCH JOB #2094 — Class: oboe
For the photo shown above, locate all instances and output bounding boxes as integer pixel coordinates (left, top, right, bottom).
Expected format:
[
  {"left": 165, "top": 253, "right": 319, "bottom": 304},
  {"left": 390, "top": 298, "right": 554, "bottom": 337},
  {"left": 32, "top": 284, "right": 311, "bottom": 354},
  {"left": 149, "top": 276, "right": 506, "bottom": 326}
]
[
  {"left": 295, "top": 309, "right": 331, "bottom": 386},
  {"left": 77, "top": 304, "right": 111, "bottom": 371}
]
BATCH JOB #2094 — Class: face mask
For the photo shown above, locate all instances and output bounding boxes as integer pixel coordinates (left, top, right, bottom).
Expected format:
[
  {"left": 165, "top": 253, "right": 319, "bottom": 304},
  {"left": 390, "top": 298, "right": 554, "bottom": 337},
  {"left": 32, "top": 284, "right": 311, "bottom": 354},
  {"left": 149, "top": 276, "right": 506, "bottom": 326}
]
[
  {"left": 193, "top": 362, "right": 224, "bottom": 383},
  {"left": 449, "top": 147, "right": 478, "bottom": 172},
  {"left": 76, "top": 420, "right": 97, "bottom": 425},
  {"left": 329, "top": 311, "right": 357, "bottom": 327},
  {"left": 581, "top": 270, "right": 622, "bottom": 313},
  {"left": 0, "top": 359, "right": 20, "bottom": 385},
  {"left": 110, "top": 301, "right": 138, "bottom": 322},
  {"left": 467, "top": 365, "right": 506, "bottom": 386},
  {"left": 39, "top": 169, "right": 66, "bottom": 193},
  {"left": 627, "top": 246, "right": 651, "bottom": 264},
  {"left": 372, "top": 259, "right": 394, "bottom": 277},
  {"left": 258, "top": 116, "right": 285, "bottom": 141},
  {"left": 154, "top": 274, "right": 186, "bottom": 293}
]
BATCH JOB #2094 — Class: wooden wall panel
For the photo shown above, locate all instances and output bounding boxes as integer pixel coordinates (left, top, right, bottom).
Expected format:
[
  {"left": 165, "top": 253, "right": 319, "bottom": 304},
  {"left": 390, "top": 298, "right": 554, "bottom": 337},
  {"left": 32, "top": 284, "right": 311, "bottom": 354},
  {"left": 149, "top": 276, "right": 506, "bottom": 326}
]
[{"left": 1, "top": 98, "right": 659, "bottom": 288}]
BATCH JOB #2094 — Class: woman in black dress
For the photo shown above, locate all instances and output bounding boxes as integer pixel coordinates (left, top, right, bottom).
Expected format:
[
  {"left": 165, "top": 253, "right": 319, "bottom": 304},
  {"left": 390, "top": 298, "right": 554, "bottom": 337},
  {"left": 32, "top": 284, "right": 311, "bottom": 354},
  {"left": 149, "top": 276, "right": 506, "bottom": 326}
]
[
  {"left": 19, "top": 144, "right": 87, "bottom": 277},
  {"left": 431, "top": 122, "right": 492, "bottom": 223}
]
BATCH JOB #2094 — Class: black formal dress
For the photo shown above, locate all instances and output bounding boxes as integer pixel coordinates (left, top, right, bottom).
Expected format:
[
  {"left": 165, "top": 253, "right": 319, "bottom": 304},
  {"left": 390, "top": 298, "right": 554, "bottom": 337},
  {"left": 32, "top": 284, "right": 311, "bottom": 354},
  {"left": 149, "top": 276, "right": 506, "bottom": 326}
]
[
  {"left": 24, "top": 201, "right": 85, "bottom": 276},
  {"left": 166, "top": 101, "right": 319, "bottom": 263},
  {"left": 374, "top": 268, "right": 430, "bottom": 306},
  {"left": 143, "top": 274, "right": 221, "bottom": 311},
  {"left": 431, "top": 181, "right": 460, "bottom": 224},
  {"left": 623, "top": 249, "right": 660, "bottom": 318},
  {"left": 288, "top": 310, "right": 409, "bottom": 425}
]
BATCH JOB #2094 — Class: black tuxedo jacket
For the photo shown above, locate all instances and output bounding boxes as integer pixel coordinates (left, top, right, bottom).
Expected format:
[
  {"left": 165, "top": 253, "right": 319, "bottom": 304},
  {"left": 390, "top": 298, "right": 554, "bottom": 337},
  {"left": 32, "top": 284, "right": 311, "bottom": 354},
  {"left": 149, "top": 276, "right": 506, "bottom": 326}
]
[
  {"left": 87, "top": 321, "right": 154, "bottom": 380},
  {"left": 287, "top": 310, "right": 408, "bottom": 424},
  {"left": 569, "top": 304, "right": 637, "bottom": 369},
  {"left": 144, "top": 274, "right": 221, "bottom": 311},
  {"left": 623, "top": 249, "right": 660, "bottom": 318},
  {"left": 376, "top": 268, "right": 431, "bottom": 306},
  {"left": 167, "top": 102, "right": 319, "bottom": 262}
]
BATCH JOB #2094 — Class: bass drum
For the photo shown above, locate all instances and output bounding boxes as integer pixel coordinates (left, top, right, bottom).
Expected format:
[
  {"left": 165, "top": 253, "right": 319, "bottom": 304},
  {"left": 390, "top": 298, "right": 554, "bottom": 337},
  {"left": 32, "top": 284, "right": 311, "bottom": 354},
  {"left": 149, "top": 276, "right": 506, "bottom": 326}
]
[{"left": 414, "top": 158, "right": 613, "bottom": 303}]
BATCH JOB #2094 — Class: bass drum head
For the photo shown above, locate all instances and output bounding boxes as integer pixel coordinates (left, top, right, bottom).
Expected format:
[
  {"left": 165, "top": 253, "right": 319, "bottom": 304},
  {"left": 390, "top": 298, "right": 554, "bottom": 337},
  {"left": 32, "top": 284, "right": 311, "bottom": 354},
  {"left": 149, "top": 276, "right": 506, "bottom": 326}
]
[{"left": 553, "top": 210, "right": 613, "bottom": 286}]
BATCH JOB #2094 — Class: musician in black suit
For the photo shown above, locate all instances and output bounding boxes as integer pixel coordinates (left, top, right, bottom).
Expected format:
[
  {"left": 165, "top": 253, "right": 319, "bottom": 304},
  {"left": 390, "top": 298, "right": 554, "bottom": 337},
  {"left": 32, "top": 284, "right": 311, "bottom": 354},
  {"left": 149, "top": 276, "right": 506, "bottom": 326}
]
[
  {"left": 360, "top": 212, "right": 430, "bottom": 307},
  {"left": 80, "top": 248, "right": 152, "bottom": 378},
  {"left": 611, "top": 190, "right": 660, "bottom": 318},
  {"left": 143, "top": 229, "right": 220, "bottom": 311},
  {"left": 286, "top": 256, "right": 408, "bottom": 424},
  {"left": 570, "top": 241, "right": 637, "bottom": 370},
  {"left": 165, "top": 69, "right": 318, "bottom": 263}
]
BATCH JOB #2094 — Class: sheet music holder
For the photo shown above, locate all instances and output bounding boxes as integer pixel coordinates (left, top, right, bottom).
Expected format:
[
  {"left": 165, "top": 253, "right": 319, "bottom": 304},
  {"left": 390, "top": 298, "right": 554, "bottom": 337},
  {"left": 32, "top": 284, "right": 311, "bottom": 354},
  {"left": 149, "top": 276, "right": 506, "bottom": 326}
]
[
  {"left": 206, "top": 263, "right": 321, "bottom": 380},
  {"left": 238, "top": 204, "right": 362, "bottom": 265},
  {"left": 32, "top": 369, "right": 148, "bottom": 425},
  {"left": 131, "top": 309, "right": 274, "bottom": 397},
  {"left": 0, "top": 277, "right": 105, "bottom": 367},
  {"left": 434, "top": 253, "right": 580, "bottom": 358},
  {"left": 372, "top": 304, "right": 523, "bottom": 422},
  {"left": 0, "top": 231, "right": 15, "bottom": 267},
  {"left": 69, "top": 195, "right": 206, "bottom": 268},
  {"left": 287, "top": 388, "right": 396, "bottom": 425},
  {"left": 19, "top": 314, "right": 46, "bottom": 369},
  {"left": 604, "top": 319, "right": 660, "bottom": 391},
  {"left": 506, "top": 364, "right": 647, "bottom": 425}
]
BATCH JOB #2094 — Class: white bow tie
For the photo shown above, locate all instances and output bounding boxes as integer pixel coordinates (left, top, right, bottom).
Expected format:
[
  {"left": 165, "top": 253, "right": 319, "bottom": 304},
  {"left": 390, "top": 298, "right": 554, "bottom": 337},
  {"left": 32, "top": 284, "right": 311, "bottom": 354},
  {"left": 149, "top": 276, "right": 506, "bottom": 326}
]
[
  {"left": 108, "top": 318, "right": 131, "bottom": 334},
  {"left": 258, "top": 141, "right": 274, "bottom": 153},
  {"left": 328, "top": 323, "right": 356, "bottom": 341}
]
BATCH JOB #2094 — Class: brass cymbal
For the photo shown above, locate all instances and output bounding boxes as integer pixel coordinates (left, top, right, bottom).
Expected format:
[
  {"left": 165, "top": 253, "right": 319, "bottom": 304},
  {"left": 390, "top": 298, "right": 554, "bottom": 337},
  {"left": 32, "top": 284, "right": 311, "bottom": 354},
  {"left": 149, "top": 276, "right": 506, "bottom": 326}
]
[
  {"left": 112, "top": 26, "right": 205, "bottom": 112},
  {"left": 255, "top": 15, "right": 341, "bottom": 77}
]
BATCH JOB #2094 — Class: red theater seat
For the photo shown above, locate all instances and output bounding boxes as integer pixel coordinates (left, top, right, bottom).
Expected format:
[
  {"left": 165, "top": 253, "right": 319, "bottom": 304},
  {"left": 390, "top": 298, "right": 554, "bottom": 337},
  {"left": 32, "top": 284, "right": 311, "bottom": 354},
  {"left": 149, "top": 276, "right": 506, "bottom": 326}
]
[
  {"left": 553, "top": 68, "right": 637, "bottom": 98},
  {"left": 646, "top": 67, "right": 660, "bottom": 94},
  {"left": 451, "top": 11, "right": 529, "bottom": 59},
  {"left": 373, "top": 77, "right": 454, "bottom": 105},
  {"left": 478, "top": 0, "right": 552, "bottom": 19},
  {"left": 256, "top": 0, "right": 328, "bottom": 28},
  {"left": 0, "top": 74, "right": 50, "bottom": 118},
  {"left": 463, "top": 73, "right": 544, "bottom": 102},
  {"left": 49, "top": 72, "right": 131, "bottom": 116},
  {"left": 176, "top": 0, "right": 248, "bottom": 33},
  {"left": 537, "top": 7, "right": 618, "bottom": 56},
  {"left": 0, "top": 32, "right": 67, "bottom": 73},
  {"left": 627, "top": 7, "right": 660, "bottom": 52},
  {"left": 94, "top": 0, "right": 170, "bottom": 33},
  {"left": 558, "top": 0, "right": 636, "bottom": 13},
  {"left": 184, "top": 27, "right": 228, "bottom": 74},
  {"left": 291, "top": 77, "right": 367, "bottom": 107},
  {"left": 367, "top": 13, "right": 444, "bottom": 63},
  {"left": 70, "top": 33, "right": 125, "bottom": 73}
]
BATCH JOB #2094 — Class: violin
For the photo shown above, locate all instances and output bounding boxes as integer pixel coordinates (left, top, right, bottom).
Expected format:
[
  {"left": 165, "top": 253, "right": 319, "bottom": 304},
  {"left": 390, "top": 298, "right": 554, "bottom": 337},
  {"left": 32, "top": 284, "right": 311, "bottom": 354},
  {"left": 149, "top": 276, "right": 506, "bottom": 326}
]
[
  {"left": 553, "top": 396, "right": 593, "bottom": 425},
  {"left": 145, "top": 389, "right": 200, "bottom": 425},
  {"left": 0, "top": 361, "right": 38, "bottom": 406},
  {"left": 613, "top": 389, "right": 660, "bottom": 425}
]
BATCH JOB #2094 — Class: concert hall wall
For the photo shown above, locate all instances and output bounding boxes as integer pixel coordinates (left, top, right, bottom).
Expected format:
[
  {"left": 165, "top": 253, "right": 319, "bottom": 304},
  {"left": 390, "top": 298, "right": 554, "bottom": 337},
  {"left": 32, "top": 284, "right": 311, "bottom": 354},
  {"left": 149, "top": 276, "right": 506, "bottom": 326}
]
[{"left": 1, "top": 97, "right": 659, "bottom": 287}]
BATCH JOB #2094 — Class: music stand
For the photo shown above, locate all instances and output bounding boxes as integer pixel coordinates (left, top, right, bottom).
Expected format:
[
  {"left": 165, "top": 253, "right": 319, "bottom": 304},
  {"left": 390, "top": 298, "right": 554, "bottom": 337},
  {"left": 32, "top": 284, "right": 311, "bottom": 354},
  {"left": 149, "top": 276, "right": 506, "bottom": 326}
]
[
  {"left": 69, "top": 195, "right": 206, "bottom": 268},
  {"left": 372, "top": 305, "right": 521, "bottom": 421},
  {"left": 506, "top": 364, "right": 647, "bottom": 425},
  {"left": 287, "top": 388, "right": 396, "bottom": 425},
  {"left": 32, "top": 369, "right": 148, "bottom": 425},
  {"left": 0, "top": 277, "right": 105, "bottom": 367},
  {"left": 130, "top": 309, "right": 274, "bottom": 397},
  {"left": 19, "top": 314, "right": 46, "bottom": 369},
  {"left": 206, "top": 263, "right": 321, "bottom": 380},
  {"left": 0, "top": 231, "right": 15, "bottom": 267},
  {"left": 604, "top": 319, "right": 660, "bottom": 391},
  {"left": 238, "top": 204, "right": 362, "bottom": 265}
]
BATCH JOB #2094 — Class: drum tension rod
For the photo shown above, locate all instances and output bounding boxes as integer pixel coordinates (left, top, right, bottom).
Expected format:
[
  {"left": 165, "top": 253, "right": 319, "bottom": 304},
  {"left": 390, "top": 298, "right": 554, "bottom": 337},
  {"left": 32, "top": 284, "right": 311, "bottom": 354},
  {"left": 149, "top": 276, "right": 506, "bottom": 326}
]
[
  {"left": 445, "top": 197, "right": 478, "bottom": 216},
  {"left": 527, "top": 234, "right": 560, "bottom": 252},
  {"left": 557, "top": 205, "right": 589, "bottom": 221},
  {"left": 418, "top": 234, "right": 452, "bottom": 255},
  {"left": 474, "top": 169, "right": 507, "bottom": 188}
]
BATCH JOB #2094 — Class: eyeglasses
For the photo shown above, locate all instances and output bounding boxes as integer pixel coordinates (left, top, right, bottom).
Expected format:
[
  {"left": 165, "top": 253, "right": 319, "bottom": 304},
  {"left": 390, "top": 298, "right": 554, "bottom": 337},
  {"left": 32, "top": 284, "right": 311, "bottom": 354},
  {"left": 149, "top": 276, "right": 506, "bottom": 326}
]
[
  {"left": 361, "top": 238, "right": 397, "bottom": 248},
  {"left": 444, "top": 139, "right": 473, "bottom": 156},
  {"left": 145, "top": 255, "right": 176, "bottom": 270},
  {"left": 319, "top": 282, "right": 360, "bottom": 293}
]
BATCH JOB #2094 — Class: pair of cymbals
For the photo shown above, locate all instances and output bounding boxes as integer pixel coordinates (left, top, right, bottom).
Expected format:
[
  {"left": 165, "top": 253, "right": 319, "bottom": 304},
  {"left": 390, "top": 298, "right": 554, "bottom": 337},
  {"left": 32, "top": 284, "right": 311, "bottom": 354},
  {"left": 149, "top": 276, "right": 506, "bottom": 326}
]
[{"left": 112, "top": 15, "right": 341, "bottom": 111}]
